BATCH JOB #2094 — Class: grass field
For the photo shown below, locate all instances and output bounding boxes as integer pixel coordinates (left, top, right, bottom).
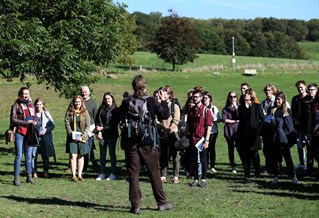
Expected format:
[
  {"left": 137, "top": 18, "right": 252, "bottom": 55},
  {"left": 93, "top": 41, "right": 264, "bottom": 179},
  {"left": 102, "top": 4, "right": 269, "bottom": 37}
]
[{"left": 1, "top": 52, "right": 319, "bottom": 217}]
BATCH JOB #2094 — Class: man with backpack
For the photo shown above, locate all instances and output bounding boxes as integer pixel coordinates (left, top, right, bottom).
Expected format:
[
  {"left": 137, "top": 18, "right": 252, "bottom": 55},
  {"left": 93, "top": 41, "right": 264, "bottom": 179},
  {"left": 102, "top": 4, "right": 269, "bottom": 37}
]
[{"left": 118, "top": 75, "right": 173, "bottom": 214}]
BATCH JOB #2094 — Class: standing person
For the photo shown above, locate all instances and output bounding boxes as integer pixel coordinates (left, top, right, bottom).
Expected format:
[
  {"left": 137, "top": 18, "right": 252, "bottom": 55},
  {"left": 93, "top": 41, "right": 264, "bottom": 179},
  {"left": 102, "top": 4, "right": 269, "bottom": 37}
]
[
  {"left": 81, "top": 86, "right": 99, "bottom": 172},
  {"left": 268, "top": 91, "right": 298, "bottom": 184},
  {"left": 260, "top": 84, "right": 278, "bottom": 175},
  {"left": 157, "top": 86, "right": 181, "bottom": 184},
  {"left": 33, "top": 98, "right": 56, "bottom": 178},
  {"left": 222, "top": 91, "right": 240, "bottom": 174},
  {"left": 305, "top": 83, "right": 318, "bottom": 176},
  {"left": 203, "top": 91, "right": 220, "bottom": 173},
  {"left": 239, "top": 83, "right": 250, "bottom": 105},
  {"left": 291, "top": 80, "right": 309, "bottom": 171},
  {"left": 65, "top": 95, "right": 90, "bottom": 182},
  {"left": 309, "top": 91, "right": 319, "bottom": 180},
  {"left": 236, "top": 88, "right": 265, "bottom": 178},
  {"left": 185, "top": 89, "right": 212, "bottom": 187},
  {"left": 11, "top": 87, "right": 37, "bottom": 186},
  {"left": 118, "top": 75, "right": 173, "bottom": 214},
  {"left": 95, "top": 92, "right": 119, "bottom": 181}
]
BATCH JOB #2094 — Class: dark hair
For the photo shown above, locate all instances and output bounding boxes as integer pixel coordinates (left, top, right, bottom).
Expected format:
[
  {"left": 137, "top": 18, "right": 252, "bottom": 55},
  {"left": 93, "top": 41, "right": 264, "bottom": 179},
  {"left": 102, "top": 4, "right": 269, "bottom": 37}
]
[
  {"left": 202, "top": 91, "right": 212, "bottom": 104},
  {"left": 224, "top": 91, "right": 238, "bottom": 108},
  {"left": 274, "top": 91, "right": 288, "bottom": 115},
  {"left": 101, "top": 92, "right": 117, "bottom": 107},
  {"left": 18, "top": 87, "right": 29, "bottom": 97},
  {"left": 295, "top": 80, "right": 306, "bottom": 87},
  {"left": 192, "top": 89, "right": 203, "bottom": 97},
  {"left": 241, "top": 83, "right": 249, "bottom": 88},
  {"left": 122, "top": 91, "right": 129, "bottom": 98},
  {"left": 132, "top": 75, "right": 147, "bottom": 97},
  {"left": 244, "top": 88, "right": 259, "bottom": 103},
  {"left": 308, "top": 83, "right": 318, "bottom": 89}
]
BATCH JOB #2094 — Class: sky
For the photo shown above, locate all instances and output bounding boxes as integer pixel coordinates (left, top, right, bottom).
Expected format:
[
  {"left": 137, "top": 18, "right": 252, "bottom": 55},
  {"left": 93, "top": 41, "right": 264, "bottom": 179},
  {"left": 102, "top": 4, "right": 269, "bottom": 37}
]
[{"left": 116, "top": 0, "right": 319, "bottom": 21}]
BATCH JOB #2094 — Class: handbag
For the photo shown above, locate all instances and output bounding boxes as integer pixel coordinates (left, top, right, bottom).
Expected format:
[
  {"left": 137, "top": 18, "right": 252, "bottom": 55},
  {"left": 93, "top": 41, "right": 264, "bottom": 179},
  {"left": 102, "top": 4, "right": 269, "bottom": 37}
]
[
  {"left": 25, "top": 124, "right": 40, "bottom": 147},
  {"left": 5, "top": 127, "right": 16, "bottom": 144}
]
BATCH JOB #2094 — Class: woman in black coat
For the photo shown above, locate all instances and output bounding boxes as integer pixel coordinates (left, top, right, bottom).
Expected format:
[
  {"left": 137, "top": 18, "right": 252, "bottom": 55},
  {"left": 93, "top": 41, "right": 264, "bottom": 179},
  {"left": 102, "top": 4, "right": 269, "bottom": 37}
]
[{"left": 236, "top": 88, "right": 265, "bottom": 178}]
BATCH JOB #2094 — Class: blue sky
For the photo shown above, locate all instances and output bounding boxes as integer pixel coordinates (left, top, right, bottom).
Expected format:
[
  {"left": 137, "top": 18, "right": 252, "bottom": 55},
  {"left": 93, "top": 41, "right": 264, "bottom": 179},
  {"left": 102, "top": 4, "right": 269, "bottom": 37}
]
[{"left": 116, "top": 0, "right": 319, "bottom": 21}]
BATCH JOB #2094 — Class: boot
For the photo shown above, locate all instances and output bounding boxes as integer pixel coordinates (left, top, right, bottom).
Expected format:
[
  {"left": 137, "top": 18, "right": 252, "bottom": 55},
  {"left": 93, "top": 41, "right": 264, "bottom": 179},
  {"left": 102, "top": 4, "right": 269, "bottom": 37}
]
[
  {"left": 13, "top": 176, "right": 21, "bottom": 186},
  {"left": 26, "top": 174, "right": 36, "bottom": 185}
]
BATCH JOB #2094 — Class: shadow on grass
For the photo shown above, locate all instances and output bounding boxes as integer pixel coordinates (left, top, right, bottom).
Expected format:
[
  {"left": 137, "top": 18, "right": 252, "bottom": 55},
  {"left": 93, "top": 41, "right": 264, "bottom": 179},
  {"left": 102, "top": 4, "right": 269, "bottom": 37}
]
[{"left": 2, "top": 195, "right": 130, "bottom": 212}]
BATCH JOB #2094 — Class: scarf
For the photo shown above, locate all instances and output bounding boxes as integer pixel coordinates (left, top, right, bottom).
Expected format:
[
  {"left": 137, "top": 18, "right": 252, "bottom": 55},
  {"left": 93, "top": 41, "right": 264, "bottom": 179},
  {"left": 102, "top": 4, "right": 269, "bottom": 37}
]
[{"left": 16, "top": 98, "right": 35, "bottom": 136}]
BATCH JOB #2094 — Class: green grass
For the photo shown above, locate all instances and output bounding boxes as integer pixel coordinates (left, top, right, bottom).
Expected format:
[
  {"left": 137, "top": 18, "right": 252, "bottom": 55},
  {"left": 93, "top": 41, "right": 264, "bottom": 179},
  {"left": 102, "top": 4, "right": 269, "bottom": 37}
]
[
  {"left": 298, "top": 41, "right": 319, "bottom": 60},
  {"left": 1, "top": 54, "right": 319, "bottom": 217}
]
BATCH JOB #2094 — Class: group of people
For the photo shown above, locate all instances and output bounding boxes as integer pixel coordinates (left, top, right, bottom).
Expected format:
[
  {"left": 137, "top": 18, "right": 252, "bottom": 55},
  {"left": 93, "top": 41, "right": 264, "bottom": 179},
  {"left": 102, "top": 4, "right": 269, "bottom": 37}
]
[{"left": 9, "top": 76, "right": 319, "bottom": 214}]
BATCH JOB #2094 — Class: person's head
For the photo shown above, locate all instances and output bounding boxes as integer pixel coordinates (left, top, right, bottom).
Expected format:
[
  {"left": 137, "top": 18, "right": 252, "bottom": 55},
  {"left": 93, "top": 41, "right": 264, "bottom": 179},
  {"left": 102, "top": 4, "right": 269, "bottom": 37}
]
[
  {"left": 132, "top": 75, "right": 147, "bottom": 97},
  {"left": 263, "top": 84, "right": 277, "bottom": 98},
  {"left": 71, "top": 95, "right": 86, "bottom": 113},
  {"left": 308, "top": 83, "right": 318, "bottom": 98},
  {"left": 122, "top": 91, "right": 129, "bottom": 99},
  {"left": 165, "top": 85, "right": 174, "bottom": 100},
  {"left": 295, "top": 80, "right": 307, "bottom": 95},
  {"left": 34, "top": 98, "right": 47, "bottom": 112},
  {"left": 192, "top": 89, "right": 203, "bottom": 106},
  {"left": 225, "top": 91, "right": 238, "bottom": 107},
  {"left": 187, "top": 89, "right": 194, "bottom": 98},
  {"left": 81, "top": 86, "right": 91, "bottom": 101},
  {"left": 157, "top": 86, "right": 168, "bottom": 101},
  {"left": 240, "top": 83, "right": 250, "bottom": 94},
  {"left": 244, "top": 88, "right": 259, "bottom": 103},
  {"left": 18, "top": 87, "right": 30, "bottom": 100},
  {"left": 202, "top": 91, "right": 212, "bottom": 106},
  {"left": 274, "top": 91, "right": 288, "bottom": 115},
  {"left": 102, "top": 92, "right": 116, "bottom": 107}
]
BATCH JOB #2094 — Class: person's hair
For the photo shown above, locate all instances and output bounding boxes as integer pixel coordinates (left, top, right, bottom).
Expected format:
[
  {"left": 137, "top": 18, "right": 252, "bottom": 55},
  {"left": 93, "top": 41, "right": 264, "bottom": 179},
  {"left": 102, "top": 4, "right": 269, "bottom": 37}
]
[
  {"left": 245, "top": 88, "right": 259, "bottom": 103},
  {"left": 34, "top": 98, "right": 47, "bottom": 111},
  {"left": 101, "top": 92, "right": 117, "bottom": 107},
  {"left": 295, "top": 80, "right": 306, "bottom": 87},
  {"left": 187, "top": 89, "right": 194, "bottom": 98},
  {"left": 224, "top": 91, "right": 238, "bottom": 108},
  {"left": 192, "top": 88, "right": 203, "bottom": 97},
  {"left": 308, "top": 83, "right": 318, "bottom": 89},
  {"left": 193, "top": 85, "right": 203, "bottom": 92},
  {"left": 132, "top": 75, "right": 147, "bottom": 97},
  {"left": 263, "top": 84, "right": 278, "bottom": 95},
  {"left": 122, "top": 91, "right": 129, "bottom": 98},
  {"left": 68, "top": 95, "right": 87, "bottom": 115},
  {"left": 241, "top": 83, "right": 249, "bottom": 88},
  {"left": 18, "top": 87, "right": 29, "bottom": 97},
  {"left": 182, "top": 96, "right": 194, "bottom": 115},
  {"left": 274, "top": 91, "right": 288, "bottom": 115}
]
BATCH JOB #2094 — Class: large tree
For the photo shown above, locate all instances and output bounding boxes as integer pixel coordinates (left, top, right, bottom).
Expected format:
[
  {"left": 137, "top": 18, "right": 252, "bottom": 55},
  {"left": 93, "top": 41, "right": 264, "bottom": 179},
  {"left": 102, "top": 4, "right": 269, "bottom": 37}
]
[
  {"left": 0, "top": 0, "right": 134, "bottom": 98},
  {"left": 150, "top": 10, "right": 201, "bottom": 71}
]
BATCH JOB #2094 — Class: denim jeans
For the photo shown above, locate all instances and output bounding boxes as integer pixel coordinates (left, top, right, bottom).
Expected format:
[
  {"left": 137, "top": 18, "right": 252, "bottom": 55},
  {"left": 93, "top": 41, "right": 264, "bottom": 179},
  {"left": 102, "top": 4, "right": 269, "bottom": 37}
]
[
  {"left": 14, "top": 133, "right": 37, "bottom": 176},
  {"left": 34, "top": 137, "right": 49, "bottom": 173},
  {"left": 100, "top": 137, "right": 117, "bottom": 175}
]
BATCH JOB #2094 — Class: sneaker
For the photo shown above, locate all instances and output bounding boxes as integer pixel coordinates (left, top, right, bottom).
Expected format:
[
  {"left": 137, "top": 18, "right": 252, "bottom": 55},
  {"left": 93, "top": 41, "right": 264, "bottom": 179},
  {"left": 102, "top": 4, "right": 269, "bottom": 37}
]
[
  {"left": 211, "top": 168, "right": 217, "bottom": 173},
  {"left": 200, "top": 180, "right": 207, "bottom": 188},
  {"left": 96, "top": 174, "right": 106, "bottom": 181},
  {"left": 106, "top": 173, "right": 117, "bottom": 181},
  {"left": 190, "top": 180, "right": 199, "bottom": 187},
  {"left": 271, "top": 177, "right": 279, "bottom": 184},
  {"left": 295, "top": 164, "right": 306, "bottom": 170},
  {"left": 158, "top": 203, "right": 174, "bottom": 211},
  {"left": 160, "top": 176, "right": 167, "bottom": 183},
  {"left": 172, "top": 176, "right": 180, "bottom": 184},
  {"left": 232, "top": 168, "right": 237, "bottom": 174},
  {"left": 292, "top": 177, "right": 298, "bottom": 184}
]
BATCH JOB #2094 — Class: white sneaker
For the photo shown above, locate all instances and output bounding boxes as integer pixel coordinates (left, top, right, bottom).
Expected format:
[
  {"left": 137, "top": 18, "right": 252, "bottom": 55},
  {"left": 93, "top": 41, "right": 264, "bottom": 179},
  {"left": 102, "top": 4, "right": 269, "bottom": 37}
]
[
  {"left": 106, "top": 173, "right": 117, "bottom": 181},
  {"left": 292, "top": 177, "right": 298, "bottom": 184},
  {"left": 96, "top": 174, "right": 106, "bottom": 181},
  {"left": 232, "top": 169, "right": 237, "bottom": 174},
  {"left": 271, "top": 177, "right": 279, "bottom": 184},
  {"left": 295, "top": 164, "right": 306, "bottom": 170},
  {"left": 211, "top": 168, "right": 217, "bottom": 173}
]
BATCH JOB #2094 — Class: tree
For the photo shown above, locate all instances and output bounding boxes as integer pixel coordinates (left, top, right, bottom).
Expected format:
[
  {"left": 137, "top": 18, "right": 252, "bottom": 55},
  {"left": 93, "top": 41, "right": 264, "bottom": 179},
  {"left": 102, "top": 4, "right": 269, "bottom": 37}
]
[
  {"left": 0, "top": 0, "right": 133, "bottom": 98},
  {"left": 307, "top": 19, "right": 319, "bottom": 41},
  {"left": 150, "top": 10, "right": 201, "bottom": 71}
]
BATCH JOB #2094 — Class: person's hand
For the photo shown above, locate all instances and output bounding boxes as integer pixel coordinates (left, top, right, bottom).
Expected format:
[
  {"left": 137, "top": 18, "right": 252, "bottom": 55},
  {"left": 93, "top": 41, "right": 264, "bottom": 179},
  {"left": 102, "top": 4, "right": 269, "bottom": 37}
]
[
  {"left": 203, "top": 141, "right": 209, "bottom": 150},
  {"left": 76, "top": 136, "right": 83, "bottom": 142},
  {"left": 39, "top": 130, "right": 46, "bottom": 136},
  {"left": 96, "top": 131, "right": 103, "bottom": 140},
  {"left": 96, "top": 126, "right": 103, "bottom": 131}
]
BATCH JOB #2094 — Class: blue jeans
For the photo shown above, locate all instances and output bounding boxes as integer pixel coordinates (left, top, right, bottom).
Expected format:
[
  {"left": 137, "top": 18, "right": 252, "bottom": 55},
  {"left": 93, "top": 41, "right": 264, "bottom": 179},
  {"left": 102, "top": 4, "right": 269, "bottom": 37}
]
[
  {"left": 14, "top": 133, "right": 37, "bottom": 176},
  {"left": 34, "top": 137, "right": 49, "bottom": 173},
  {"left": 100, "top": 137, "right": 117, "bottom": 175}
]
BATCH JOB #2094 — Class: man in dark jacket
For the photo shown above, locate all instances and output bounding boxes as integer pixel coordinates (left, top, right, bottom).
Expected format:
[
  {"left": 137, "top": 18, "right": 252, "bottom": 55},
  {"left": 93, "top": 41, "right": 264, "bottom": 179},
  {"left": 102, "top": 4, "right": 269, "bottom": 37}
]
[{"left": 118, "top": 75, "right": 173, "bottom": 214}]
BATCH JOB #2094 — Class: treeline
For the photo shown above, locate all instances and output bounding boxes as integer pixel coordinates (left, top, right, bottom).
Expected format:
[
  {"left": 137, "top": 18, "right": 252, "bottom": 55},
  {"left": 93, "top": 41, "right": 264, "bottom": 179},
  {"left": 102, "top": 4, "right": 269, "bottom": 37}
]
[{"left": 131, "top": 12, "right": 319, "bottom": 59}]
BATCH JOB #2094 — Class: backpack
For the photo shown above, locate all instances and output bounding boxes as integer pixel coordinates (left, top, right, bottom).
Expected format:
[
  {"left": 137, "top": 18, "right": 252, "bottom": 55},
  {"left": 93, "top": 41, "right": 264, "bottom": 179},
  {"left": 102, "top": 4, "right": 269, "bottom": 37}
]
[{"left": 123, "top": 96, "right": 157, "bottom": 146}]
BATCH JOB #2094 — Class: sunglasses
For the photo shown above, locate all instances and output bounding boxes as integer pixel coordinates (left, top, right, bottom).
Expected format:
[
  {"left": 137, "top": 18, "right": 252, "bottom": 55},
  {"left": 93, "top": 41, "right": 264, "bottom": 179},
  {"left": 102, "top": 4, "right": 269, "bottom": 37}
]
[{"left": 230, "top": 95, "right": 237, "bottom": 98}]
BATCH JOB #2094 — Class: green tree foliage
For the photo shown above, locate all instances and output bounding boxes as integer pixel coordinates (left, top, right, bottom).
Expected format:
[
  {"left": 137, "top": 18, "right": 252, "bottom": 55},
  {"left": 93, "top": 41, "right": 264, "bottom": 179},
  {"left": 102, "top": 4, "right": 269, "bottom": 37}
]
[
  {"left": 285, "top": 19, "right": 308, "bottom": 41},
  {"left": 150, "top": 10, "right": 201, "bottom": 71},
  {"left": 307, "top": 19, "right": 319, "bottom": 41},
  {"left": 0, "top": 0, "right": 133, "bottom": 98}
]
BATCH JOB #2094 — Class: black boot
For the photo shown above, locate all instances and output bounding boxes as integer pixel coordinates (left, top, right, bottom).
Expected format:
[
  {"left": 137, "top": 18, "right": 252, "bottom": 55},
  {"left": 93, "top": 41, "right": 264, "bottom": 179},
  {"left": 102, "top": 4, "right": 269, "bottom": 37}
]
[
  {"left": 26, "top": 175, "right": 36, "bottom": 185},
  {"left": 13, "top": 176, "right": 21, "bottom": 186}
]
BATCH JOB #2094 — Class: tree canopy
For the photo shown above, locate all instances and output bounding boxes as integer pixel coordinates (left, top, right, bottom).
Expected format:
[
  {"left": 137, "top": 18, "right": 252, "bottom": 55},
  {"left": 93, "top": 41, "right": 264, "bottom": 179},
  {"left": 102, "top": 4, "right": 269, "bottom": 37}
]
[
  {"left": 0, "top": 0, "right": 136, "bottom": 98},
  {"left": 150, "top": 10, "right": 201, "bottom": 71}
]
